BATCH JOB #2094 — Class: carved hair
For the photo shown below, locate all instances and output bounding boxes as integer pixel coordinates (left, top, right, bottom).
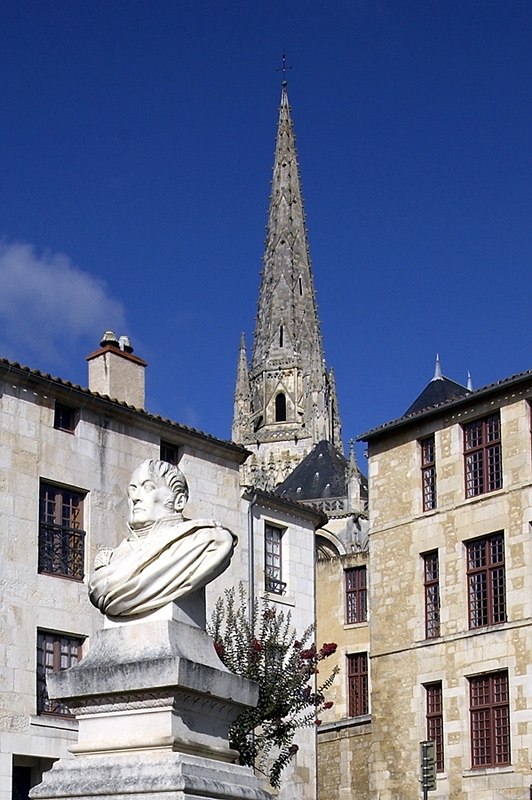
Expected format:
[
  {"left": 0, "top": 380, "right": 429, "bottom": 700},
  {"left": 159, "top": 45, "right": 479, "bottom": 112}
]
[{"left": 143, "top": 459, "right": 189, "bottom": 507}]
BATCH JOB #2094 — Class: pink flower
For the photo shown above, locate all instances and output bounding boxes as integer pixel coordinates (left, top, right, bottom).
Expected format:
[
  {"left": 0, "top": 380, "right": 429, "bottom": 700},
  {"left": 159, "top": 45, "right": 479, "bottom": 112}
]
[
  {"left": 300, "top": 644, "right": 317, "bottom": 660},
  {"left": 315, "top": 719, "right": 322, "bottom": 726},
  {"left": 319, "top": 642, "right": 337, "bottom": 657},
  {"left": 289, "top": 744, "right": 299, "bottom": 755},
  {"left": 252, "top": 638, "right": 262, "bottom": 652},
  {"left": 214, "top": 642, "right": 223, "bottom": 657},
  {"left": 323, "top": 701, "right": 333, "bottom": 710}
]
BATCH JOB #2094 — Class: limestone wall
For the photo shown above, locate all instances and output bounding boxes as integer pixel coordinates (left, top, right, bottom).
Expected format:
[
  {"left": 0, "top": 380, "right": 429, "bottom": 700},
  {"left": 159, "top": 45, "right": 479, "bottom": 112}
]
[
  {"left": 366, "top": 392, "right": 532, "bottom": 799},
  {"left": 0, "top": 373, "right": 245, "bottom": 800},
  {"left": 316, "top": 551, "right": 371, "bottom": 797}
]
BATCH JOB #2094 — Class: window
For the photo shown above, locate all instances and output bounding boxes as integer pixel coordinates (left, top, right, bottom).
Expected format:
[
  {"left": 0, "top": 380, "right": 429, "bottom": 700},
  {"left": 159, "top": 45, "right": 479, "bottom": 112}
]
[
  {"left": 54, "top": 402, "right": 77, "bottom": 432},
  {"left": 275, "top": 393, "right": 286, "bottom": 422},
  {"left": 425, "top": 682, "right": 444, "bottom": 771},
  {"left": 464, "top": 413, "right": 502, "bottom": 497},
  {"left": 279, "top": 325, "right": 284, "bottom": 347},
  {"left": 264, "top": 523, "right": 285, "bottom": 594},
  {"left": 39, "top": 484, "right": 85, "bottom": 580},
  {"left": 345, "top": 567, "right": 367, "bottom": 624},
  {"left": 36, "top": 631, "right": 83, "bottom": 716},
  {"left": 348, "top": 653, "right": 369, "bottom": 717},
  {"left": 160, "top": 440, "right": 179, "bottom": 465},
  {"left": 421, "top": 435, "right": 436, "bottom": 510},
  {"left": 467, "top": 533, "right": 506, "bottom": 628},
  {"left": 469, "top": 672, "right": 510, "bottom": 767},
  {"left": 423, "top": 551, "right": 440, "bottom": 638}
]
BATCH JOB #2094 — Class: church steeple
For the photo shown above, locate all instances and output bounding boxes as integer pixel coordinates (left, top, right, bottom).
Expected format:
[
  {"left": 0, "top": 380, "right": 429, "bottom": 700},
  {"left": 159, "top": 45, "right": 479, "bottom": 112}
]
[
  {"left": 233, "top": 84, "right": 342, "bottom": 489},
  {"left": 251, "top": 83, "right": 323, "bottom": 377}
]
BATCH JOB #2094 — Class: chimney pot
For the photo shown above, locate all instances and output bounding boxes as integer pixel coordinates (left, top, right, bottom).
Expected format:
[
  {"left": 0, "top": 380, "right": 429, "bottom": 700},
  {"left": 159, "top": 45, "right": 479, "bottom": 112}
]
[{"left": 100, "top": 330, "right": 119, "bottom": 349}]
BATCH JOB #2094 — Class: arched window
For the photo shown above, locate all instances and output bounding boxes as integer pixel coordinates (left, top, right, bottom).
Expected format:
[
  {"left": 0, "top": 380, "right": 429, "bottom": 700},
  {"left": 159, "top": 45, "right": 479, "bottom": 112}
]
[
  {"left": 279, "top": 325, "right": 284, "bottom": 348},
  {"left": 275, "top": 393, "right": 286, "bottom": 422},
  {"left": 298, "top": 276, "right": 303, "bottom": 295}
]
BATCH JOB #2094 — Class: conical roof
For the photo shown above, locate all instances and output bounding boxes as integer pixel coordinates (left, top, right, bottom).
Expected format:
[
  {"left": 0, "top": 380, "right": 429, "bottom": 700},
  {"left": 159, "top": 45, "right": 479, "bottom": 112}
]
[{"left": 404, "top": 356, "right": 469, "bottom": 416}]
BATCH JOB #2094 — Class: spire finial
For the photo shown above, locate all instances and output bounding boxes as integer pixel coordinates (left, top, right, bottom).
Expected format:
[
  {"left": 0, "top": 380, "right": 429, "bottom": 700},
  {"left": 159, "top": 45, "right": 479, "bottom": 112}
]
[
  {"left": 467, "top": 371, "right": 473, "bottom": 391},
  {"left": 432, "top": 354, "right": 443, "bottom": 381},
  {"left": 276, "top": 52, "right": 292, "bottom": 85}
]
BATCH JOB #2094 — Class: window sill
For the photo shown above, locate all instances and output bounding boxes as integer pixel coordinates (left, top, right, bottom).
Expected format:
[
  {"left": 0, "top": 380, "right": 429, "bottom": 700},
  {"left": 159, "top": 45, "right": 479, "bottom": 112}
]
[
  {"left": 344, "top": 621, "right": 369, "bottom": 630},
  {"left": 462, "top": 765, "right": 513, "bottom": 777},
  {"left": 38, "top": 571, "right": 85, "bottom": 584},
  {"left": 261, "top": 591, "right": 295, "bottom": 607},
  {"left": 318, "top": 714, "right": 371, "bottom": 733},
  {"left": 30, "top": 715, "right": 78, "bottom": 731}
]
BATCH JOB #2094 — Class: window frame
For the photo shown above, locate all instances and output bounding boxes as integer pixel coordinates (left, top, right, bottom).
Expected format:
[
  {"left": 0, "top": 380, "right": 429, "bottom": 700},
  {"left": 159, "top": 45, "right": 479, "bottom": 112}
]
[
  {"left": 466, "top": 532, "right": 506, "bottom": 629},
  {"left": 160, "top": 440, "right": 179, "bottom": 465},
  {"left": 425, "top": 682, "right": 444, "bottom": 772},
  {"left": 464, "top": 413, "right": 502, "bottom": 498},
  {"left": 264, "top": 523, "right": 286, "bottom": 595},
  {"left": 53, "top": 402, "right": 77, "bottom": 433},
  {"left": 423, "top": 550, "right": 440, "bottom": 639},
  {"left": 469, "top": 671, "right": 511, "bottom": 768},
  {"left": 36, "top": 630, "right": 83, "bottom": 717},
  {"left": 347, "top": 652, "right": 369, "bottom": 718},
  {"left": 275, "top": 393, "right": 287, "bottom": 422},
  {"left": 38, "top": 483, "right": 86, "bottom": 581},
  {"left": 345, "top": 566, "right": 367, "bottom": 624},
  {"left": 420, "top": 434, "right": 437, "bottom": 511}
]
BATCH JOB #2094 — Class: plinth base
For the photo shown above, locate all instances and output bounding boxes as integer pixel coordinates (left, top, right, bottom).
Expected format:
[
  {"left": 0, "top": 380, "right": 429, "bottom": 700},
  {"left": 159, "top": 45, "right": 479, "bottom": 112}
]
[
  {"left": 29, "top": 600, "right": 273, "bottom": 800},
  {"left": 30, "top": 750, "right": 272, "bottom": 800}
]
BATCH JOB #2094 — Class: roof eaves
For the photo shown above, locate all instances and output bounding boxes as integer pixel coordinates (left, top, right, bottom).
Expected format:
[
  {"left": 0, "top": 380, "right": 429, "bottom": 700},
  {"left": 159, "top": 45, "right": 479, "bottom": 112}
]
[
  {"left": 243, "top": 488, "right": 328, "bottom": 529},
  {"left": 0, "top": 358, "right": 250, "bottom": 462}
]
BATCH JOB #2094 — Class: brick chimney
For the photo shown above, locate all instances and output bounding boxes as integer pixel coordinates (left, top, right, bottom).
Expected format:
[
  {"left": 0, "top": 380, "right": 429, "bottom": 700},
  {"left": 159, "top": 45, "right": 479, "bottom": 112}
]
[{"left": 87, "top": 331, "right": 147, "bottom": 408}]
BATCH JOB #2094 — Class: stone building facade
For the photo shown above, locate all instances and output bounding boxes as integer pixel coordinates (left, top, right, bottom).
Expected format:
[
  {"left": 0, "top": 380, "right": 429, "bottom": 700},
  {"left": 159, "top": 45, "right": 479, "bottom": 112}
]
[
  {"left": 0, "top": 335, "right": 322, "bottom": 800},
  {"left": 316, "top": 548, "right": 371, "bottom": 800},
  {"left": 357, "top": 365, "right": 532, "bottom": 799}
]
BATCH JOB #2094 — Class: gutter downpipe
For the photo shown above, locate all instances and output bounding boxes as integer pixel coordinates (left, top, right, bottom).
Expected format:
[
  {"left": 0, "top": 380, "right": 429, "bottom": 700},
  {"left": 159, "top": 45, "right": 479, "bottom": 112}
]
[
  {"left": 247, "top": 492, "right": 258, "bottom": 626},
  {"left": 247, "top": 492, "right": 258, "bottom": 758}
]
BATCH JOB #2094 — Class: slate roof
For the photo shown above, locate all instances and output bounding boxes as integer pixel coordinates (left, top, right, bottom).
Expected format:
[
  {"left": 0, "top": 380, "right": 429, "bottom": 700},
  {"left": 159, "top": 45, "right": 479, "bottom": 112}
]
[
  {"left": 404, "top": 375, "right": 469, "bottom": 416},
  {"left": 275, "top": 440, "right": 349, "bottom": 501},
  {"left": 358, "top": 367, "right": 532, "bottom": 443}
]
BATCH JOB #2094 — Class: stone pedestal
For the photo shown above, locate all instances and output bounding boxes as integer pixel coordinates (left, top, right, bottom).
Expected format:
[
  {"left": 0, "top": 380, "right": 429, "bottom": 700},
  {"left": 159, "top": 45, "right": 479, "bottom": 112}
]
[{"left": 31, "top": 597, "right": 272, "bottom": 800}]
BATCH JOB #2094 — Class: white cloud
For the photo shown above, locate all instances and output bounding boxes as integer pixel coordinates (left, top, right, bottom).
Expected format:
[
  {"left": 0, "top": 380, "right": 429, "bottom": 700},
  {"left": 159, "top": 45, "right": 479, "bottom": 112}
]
[{"left": 0, "top": 240, "right": 127, "bottom": 365}]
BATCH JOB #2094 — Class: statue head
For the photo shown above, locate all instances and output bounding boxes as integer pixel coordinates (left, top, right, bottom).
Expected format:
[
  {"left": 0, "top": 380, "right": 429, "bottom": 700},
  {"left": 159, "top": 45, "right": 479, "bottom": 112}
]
[{"left": 127, "top": 459, "right": 189, "bottom": 532}]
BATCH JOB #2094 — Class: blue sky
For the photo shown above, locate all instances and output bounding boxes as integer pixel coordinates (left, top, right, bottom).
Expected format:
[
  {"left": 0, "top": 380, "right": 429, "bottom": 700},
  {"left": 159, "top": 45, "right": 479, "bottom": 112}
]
[{"left": 1, "top": 1, "right": 531, "bottom": 458}]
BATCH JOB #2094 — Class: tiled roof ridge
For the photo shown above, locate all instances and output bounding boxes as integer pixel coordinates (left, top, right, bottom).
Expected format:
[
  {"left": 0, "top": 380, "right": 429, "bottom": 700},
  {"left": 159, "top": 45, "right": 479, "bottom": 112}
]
[
  {"left": 358, "top": 366, "right": 532, "bottom": 441},
  {"left": 0, "top": 356, "right": 246, "bottom": 453}
]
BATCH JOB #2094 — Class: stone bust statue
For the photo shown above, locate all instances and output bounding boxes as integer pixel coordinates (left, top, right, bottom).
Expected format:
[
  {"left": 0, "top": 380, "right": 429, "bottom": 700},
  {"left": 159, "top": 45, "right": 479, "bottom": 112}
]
[{"left": 89, "top": 459, "right": 237, "bottom": 618}]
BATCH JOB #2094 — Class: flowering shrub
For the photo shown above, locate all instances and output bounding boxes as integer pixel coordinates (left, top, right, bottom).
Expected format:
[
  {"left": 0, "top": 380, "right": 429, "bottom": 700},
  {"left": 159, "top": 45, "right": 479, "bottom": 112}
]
[{"left": 208, "top": 584, "right": 338, "bottom": 788}]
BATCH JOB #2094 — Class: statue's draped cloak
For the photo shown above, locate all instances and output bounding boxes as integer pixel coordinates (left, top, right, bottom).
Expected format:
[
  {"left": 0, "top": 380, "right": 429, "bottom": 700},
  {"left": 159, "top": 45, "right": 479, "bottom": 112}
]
[{"left": 89, "top": 517, "right": 236, "bottom": 617}]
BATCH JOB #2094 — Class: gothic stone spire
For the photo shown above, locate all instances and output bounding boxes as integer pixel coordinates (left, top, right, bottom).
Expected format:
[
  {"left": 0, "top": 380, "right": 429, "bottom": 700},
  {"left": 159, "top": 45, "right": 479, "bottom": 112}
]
[
  {"left": 233, "top": 85, "right": 342, "bottom": 487},
  {"left": 251, "top": 84, "right": 324, "bottom": 376},
  {"left": 232, "top": 333, "right": 252, "bottom": 442}
]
